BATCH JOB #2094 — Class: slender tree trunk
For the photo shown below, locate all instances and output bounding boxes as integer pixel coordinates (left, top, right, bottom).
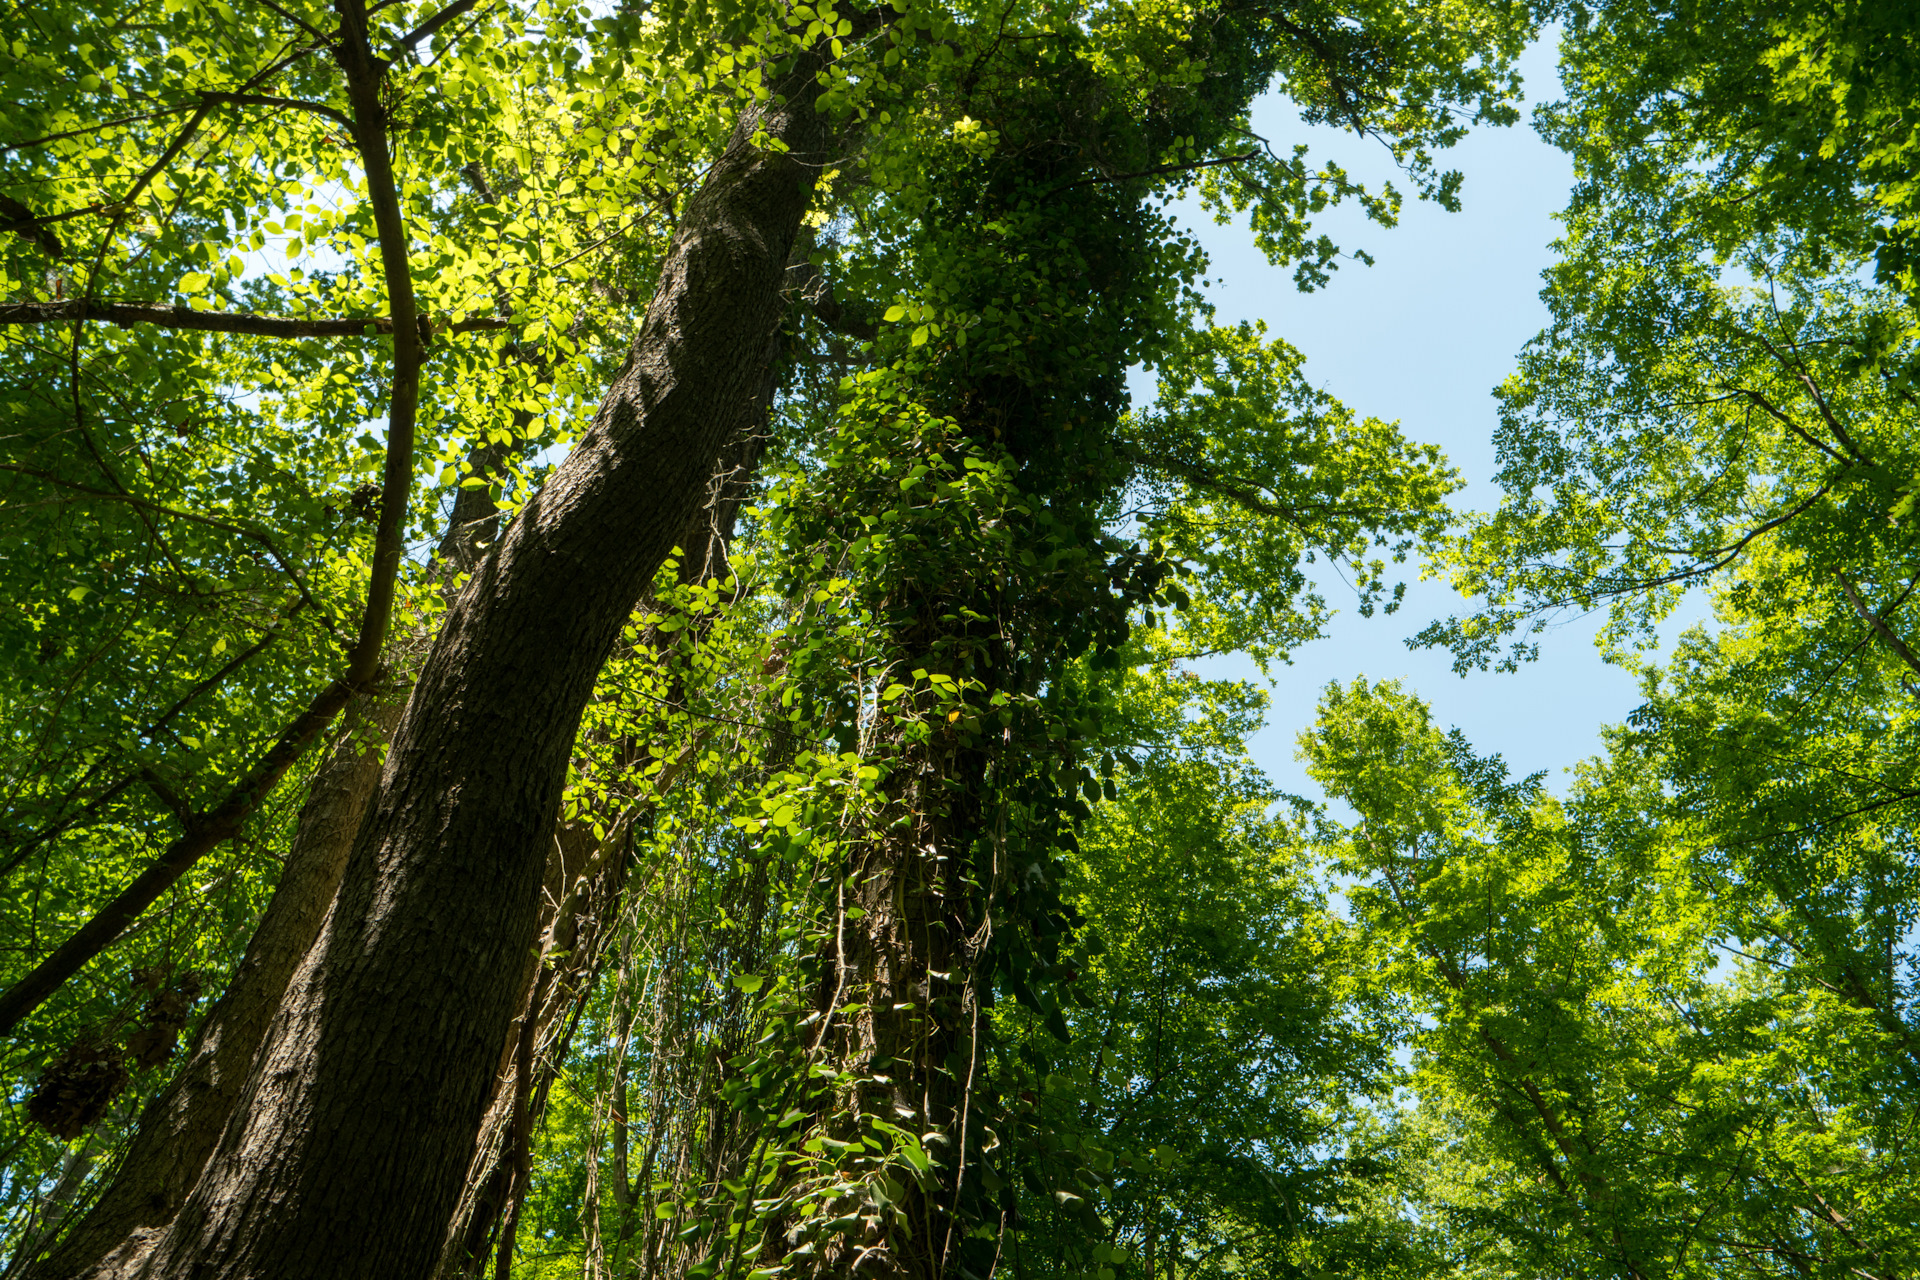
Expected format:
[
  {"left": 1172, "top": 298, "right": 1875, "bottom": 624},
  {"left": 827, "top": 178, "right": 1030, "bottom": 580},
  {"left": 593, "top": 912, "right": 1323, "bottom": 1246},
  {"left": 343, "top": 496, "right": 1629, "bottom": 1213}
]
[
  {"left": 5, "top": 1111, "right": 114, "bottom": 1279},
  {"left": 109, "top": 52, "right": 836, "bottom": 1280},
  {"left": 27, "top": 386, "right": 511, "bottom": 1280}
]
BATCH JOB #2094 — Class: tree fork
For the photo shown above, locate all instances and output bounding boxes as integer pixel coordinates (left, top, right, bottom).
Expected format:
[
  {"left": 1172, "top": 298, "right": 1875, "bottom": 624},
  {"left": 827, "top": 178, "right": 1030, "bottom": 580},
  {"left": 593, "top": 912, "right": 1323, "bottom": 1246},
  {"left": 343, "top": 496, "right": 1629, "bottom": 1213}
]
[{"left": 0, "top": 0, "right": 434, "bottom": 1038}]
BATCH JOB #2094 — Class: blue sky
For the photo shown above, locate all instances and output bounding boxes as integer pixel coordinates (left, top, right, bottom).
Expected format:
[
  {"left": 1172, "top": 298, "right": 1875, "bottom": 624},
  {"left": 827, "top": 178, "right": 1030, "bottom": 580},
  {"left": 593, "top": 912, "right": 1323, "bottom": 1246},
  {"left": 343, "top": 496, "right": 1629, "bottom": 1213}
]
[{"left": 1176, "top": 38, "right": 1683, "bottom": 800}]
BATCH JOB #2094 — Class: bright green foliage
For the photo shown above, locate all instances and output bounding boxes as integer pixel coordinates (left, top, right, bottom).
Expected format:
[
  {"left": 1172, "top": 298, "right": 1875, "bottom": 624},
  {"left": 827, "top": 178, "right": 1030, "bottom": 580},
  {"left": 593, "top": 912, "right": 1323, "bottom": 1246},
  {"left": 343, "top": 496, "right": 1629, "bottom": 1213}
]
[
  {"left": 1372, "top": 7, "right": 1920, "bottom": 1274},
  {"left": 1304, "top": 678, "right": 1920, "bottom": 1280},
  {"left": 1424, "top": 0, "right": 1920, "bottom": 669},
  {"left": 995, "top": 658, "right": 1418, "bottom": 1280},
  {"left": 1132, "top": 321, "right": 1457, "bottom": 667},
  {"left": 1544, "top": 0, "right": 1920, "bottom": 305},
  {"left": 0, "top": 0, "right": 721, "bottom": 1044}
]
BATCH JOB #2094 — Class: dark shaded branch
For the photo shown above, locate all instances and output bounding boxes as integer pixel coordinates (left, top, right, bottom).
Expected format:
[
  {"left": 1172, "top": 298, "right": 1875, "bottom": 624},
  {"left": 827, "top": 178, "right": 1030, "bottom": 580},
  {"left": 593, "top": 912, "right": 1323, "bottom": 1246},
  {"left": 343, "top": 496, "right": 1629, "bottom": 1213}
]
[
  {"left": 1834, "top": 570, "right": 1920, "bottom": 684},
  {"left": 201, "top": 91, "right": 351, "bottom": 129},
  {"left": 334, "top": 0, "right": 425, "bottom": 688},
  {"left": 138, "top": 768, "right": 194, "bottom": 827},
  {"left": 0, "top": 299, "right": 512, "bottom": 338},
  {"left": 0, "top": 194, "right": 66, "bottom": 259},
  {"left": 0, "top": 678, "right": 356, "bottom": 1037},
  {"left": 1054, "top": 150, "right": 1259, "bottom": 193},
  {"left": 0, "top": 608, "right": 301, "bottom": 882},
  {"left": 1752, "top": 326, "right": 1870, "bottom": 463},
  {"left": 787, "top": 258, "right": 877, "bottom": 340},
  {"left": 1131, "top": 448, "right": 1379, "bottom": 528},
  {"left": 396, "top": 0, "right": 484, "bottom": 53},
  {"left": 1724, "top": 384, "right": 1849, "bottom": 467}
]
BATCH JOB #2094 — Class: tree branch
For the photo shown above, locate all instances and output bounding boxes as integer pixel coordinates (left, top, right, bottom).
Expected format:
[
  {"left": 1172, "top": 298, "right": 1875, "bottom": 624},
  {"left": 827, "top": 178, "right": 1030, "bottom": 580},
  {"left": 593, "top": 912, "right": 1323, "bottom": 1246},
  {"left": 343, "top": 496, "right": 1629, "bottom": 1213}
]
[
  {"left": 1053, "top": 151, "right": 1258, "bottom": 193},
  {"left": 2, "top": 104, "right": 200, "bottom": 156},
  {"left": 1130, "top": 447, "right": 1377, "bottom": 527},
  {"left": 787, "top": 258, "right": 877, "bottom": 340},
  {"left": 0, "top": 606, "right": 305, "bottom": 881},
  {"left": 395, "top": 0, "right": 485, "bottom": 54},
  {"left": 0, "top": 678, "right": 356, "bottom": 1037},
  {"left": 201, "top": 90, "right": 352, "bottom": 129},
  {"left": 334, "top": 0, "right": 426, "bottom": 688},
  {"left": 0, "top": 299, "right": 512, "bottom": 338},
  {"left": 1725, "top": 383, "right": 1849, "bottom": 467},
  {"left": 1834, "top": 570, "right": 1920, "bottom": 685},
  {"left": 0, "top": 194, "right": 67, "bottom": 259}
]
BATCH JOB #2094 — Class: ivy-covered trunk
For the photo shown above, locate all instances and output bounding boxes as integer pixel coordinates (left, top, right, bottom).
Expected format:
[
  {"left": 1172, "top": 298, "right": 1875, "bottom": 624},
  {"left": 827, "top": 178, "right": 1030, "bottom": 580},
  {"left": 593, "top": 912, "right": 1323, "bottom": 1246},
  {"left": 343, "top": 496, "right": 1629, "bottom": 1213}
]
[{"left": 718, "top": 44, "right": 1206, "bottom": 1271}]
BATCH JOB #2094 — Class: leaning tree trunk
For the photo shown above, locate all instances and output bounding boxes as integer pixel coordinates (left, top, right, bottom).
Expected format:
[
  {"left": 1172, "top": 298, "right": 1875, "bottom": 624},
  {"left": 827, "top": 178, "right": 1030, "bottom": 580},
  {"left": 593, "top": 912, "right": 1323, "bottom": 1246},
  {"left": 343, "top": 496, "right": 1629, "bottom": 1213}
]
[
  {"left": 101, "top": 50, "right": 840, "bottom": 1280},
  {"left": 432, "top": 422, "right": 769, "bottom": 1280},
  {"left": 432, "top": 818, "right": 632, "bottom": 1280}
]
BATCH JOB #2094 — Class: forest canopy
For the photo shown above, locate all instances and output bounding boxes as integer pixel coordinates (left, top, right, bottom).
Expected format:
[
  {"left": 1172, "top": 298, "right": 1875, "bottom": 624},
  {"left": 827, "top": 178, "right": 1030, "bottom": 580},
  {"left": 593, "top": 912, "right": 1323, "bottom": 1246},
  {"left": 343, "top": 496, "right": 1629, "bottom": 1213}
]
[{"left": 0, "top": 0, "right": 1915, "bottom": 1277}]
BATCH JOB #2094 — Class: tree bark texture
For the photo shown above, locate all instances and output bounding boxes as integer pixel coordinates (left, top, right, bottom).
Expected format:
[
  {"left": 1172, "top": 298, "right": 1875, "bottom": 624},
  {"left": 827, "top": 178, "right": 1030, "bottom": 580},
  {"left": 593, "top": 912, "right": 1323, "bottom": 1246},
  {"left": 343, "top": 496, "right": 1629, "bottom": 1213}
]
[
  {"left": 114, "top": 56, "right": 836, "bottom": 1280},
  {"left": 430, "top": 821, "right": 627, "bottom": 1280},
  {"left": 432, "top": 429, "right": 766, "bottom": 1279},
  {"left": 24, "top": 696, "right": 404, "bottom": 1280}
]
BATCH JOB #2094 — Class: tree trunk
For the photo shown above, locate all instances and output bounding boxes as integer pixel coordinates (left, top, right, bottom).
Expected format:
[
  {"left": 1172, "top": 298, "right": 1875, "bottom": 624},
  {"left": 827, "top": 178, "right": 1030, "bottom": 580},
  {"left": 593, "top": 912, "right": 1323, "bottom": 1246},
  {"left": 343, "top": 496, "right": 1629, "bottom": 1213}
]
[
  {"left": 5, "top": 1108, "right": 115, "bottom": 1280},
  {"left": 430, "top": 820, "right": 627, "bottom": 1280},
  {"left": 21, "top": 692, "right": 403, "bottom": 1280},
  {"left": 109, "top": 53, "right": 836, "bottom": 1280},
  {"left": 433, "top": 428, "right": 766, "bottom": 1279}
]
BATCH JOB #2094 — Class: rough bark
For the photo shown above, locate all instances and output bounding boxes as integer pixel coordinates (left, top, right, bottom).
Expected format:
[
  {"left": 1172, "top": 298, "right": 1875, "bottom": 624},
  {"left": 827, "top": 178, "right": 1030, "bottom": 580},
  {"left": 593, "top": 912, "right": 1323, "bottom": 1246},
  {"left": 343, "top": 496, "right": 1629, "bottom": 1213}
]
[
  {"left": 111, "top": 51, "right": 837, "bottom": 1280},
  {"left": 431, "top": 821, "right": 626, "bottom": 1280},
  {"left": 434, "top": 431, "right": 764, "bottom": 1278},
  {"left": 22, "top": 696, "right": 403, "bottom": 1280},
  {"left": 786, "top": 706, "right": 998, "bottom": 1280}
]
